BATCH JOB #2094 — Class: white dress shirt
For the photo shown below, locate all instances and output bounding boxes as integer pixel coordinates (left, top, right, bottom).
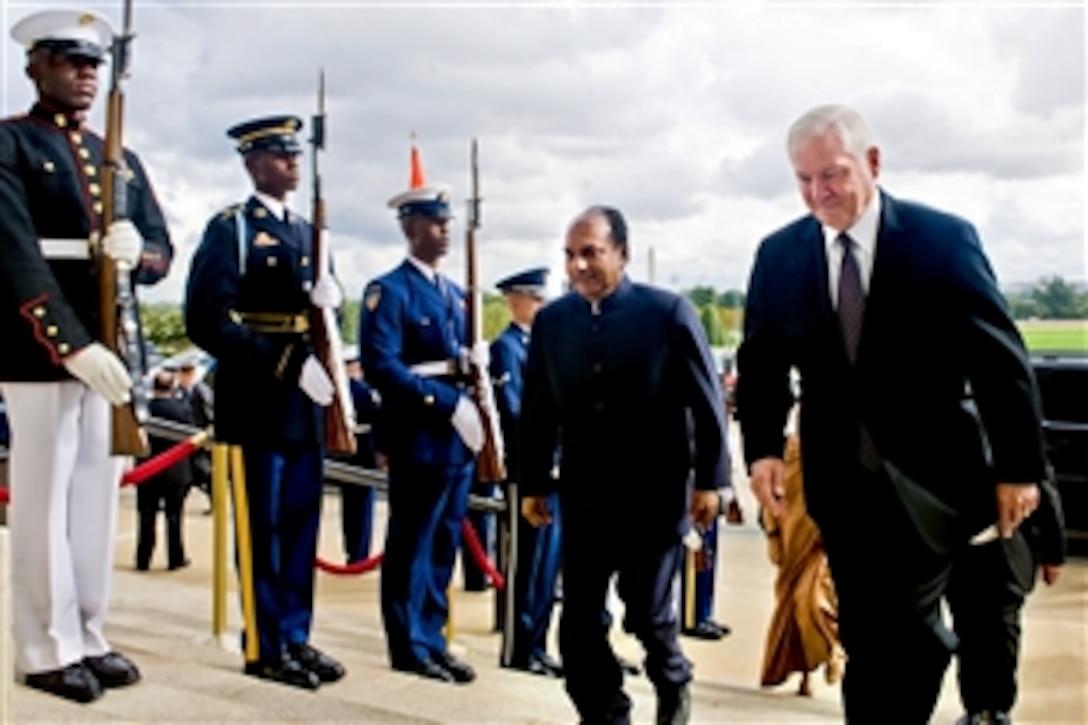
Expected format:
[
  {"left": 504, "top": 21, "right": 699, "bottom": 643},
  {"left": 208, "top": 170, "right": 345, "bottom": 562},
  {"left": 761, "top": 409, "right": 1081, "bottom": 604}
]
[{"left": 823, "top": 191, "right": 882, "bottom": 308}]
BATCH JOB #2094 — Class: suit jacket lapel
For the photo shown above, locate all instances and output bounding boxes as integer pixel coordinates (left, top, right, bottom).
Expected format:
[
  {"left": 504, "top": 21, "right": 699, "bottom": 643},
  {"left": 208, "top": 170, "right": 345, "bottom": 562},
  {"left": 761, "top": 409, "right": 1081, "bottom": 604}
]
[{"left": 858, "top": 191, "right": 907, "bottom": 362}]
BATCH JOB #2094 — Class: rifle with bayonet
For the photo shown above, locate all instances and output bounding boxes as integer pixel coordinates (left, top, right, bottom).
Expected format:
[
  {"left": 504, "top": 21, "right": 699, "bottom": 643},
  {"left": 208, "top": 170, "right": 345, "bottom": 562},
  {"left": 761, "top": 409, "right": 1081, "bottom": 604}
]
[
  {"left": 99, "top": 0, "right": 149, "bottom": 456},
  {"left": 309, "top": 70, "right": 357, "bottom": 456},
  {"left": 465, "top": 138, "right": 506, "bottom": 482}
]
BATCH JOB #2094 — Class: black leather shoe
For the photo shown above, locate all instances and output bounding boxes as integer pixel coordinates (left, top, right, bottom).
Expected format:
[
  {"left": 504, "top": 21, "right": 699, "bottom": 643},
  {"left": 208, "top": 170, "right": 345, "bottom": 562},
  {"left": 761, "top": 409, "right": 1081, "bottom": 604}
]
[
  {"left": 957, "top": 712, "right": 1012, "bottom": 725},
  {"left": 83, "top": 651, "right": 141, "bottom": 688},
  {"left": 505, "top": 655, "right": 563, "bottom": 678},
  {"left": 656, "top": 684, "right": 691, "bottom": 725},
  {"left": 244, "top": 655, "right": 320, "bottom": 690},
  {"left": 25, "top": 663, "right": 103, "bottom": 703},
  {"left": 392, "top": 656, "right": 456, "bottom": 683},
  {"left": 168, "top": 558, "right": 191, "bottom": 571},
  {"left": 681, "top": 620, "right": 730, "bottom": 640},
  {"left": 288, "top": 643, "right": 345, "bottom": 683},
  {"left": 431, "top": 650, "right": 476, "bottom": 683}
]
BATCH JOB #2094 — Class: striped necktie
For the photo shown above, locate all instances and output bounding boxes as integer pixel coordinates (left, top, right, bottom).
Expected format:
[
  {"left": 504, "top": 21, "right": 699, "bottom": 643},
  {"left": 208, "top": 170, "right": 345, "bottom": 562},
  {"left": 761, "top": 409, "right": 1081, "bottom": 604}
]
[{"left": 836, "top": 232, "right": 881, "bottom": 470}]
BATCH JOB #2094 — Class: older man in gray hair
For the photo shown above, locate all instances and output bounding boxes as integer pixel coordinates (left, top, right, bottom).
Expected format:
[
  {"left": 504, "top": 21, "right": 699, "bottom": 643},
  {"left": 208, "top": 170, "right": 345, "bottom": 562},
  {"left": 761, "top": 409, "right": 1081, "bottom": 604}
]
[{"left": 736, "top": 104, "right": 1048, "bottom": 723}]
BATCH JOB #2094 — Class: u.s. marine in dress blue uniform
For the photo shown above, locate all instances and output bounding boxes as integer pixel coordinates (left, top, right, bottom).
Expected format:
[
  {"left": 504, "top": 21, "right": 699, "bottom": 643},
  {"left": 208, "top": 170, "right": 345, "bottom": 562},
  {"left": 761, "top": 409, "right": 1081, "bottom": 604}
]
[
  {"left": 359, "top": 164, "right": 481, "bottom": 685},
  {"left": 0, "top": 9, "right": 172, "bottom": 704},
  {"left": 185, "top": 116, "right": 344, "bottom": 690},
  {"left": 491, "top": 267, "right": 564, "bottom": 678}
]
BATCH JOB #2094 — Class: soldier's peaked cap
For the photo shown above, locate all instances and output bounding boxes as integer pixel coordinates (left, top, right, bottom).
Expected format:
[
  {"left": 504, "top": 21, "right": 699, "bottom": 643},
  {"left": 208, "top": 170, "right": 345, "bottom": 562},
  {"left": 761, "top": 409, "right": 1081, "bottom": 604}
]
[
  {"left": 227, "top": 115, "right": 303, "bottom": 155},
  {"left": 11, "top": 9, "right": 113, "bottom": 62},
  {"left": 387, "top": 136, "right": 452, "bottom": 221},
  {"left": 496, "top": 267, "right": 549, "bottom": 298}
]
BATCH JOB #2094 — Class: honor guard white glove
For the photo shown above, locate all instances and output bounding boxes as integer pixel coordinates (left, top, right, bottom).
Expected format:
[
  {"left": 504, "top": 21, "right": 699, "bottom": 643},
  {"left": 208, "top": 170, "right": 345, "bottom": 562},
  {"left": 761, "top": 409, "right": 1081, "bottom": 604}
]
[
  {"left": 102, "top": 219, "right": 143, "bottom": 268},
  {"left": 299, "top": 355, "right": 335, "bottom": 406},
  {"left": 63, "top": 342, "right": 133, "bottom": 406},
  {"left": 452, "top": 396, "right": 485, "bottom": 454},
  {"left": 309, "top": 274, "right": 343, "bottom": 309},
  {"left": 459, "top": 341, "right": 491, "bottom": 374}
]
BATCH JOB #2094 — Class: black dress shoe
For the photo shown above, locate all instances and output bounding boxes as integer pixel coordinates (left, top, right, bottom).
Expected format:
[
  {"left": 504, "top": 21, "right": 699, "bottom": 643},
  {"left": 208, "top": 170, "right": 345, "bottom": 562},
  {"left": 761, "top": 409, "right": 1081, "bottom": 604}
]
[
  {"left": 84, "top": 651, "right": 141, "bottom": 688},
  {"left": 244, "top": 655, "right": 320, "bottom": 690},
  {"left": 430, "top": 650, "right": 477, "bottom": 683},
  {"left": 392, "top": 656, "right": 456, "bottom": 683},
  {"left": 168, "top": 558, "right": 191, "bottom": 571},
  {"left": 957, "top": 712, "right": 1012, "bottom": 725},
  {"left": 532, "top": 652, "right": 564, "bottom": 677},
  {"left": 25, "top": 663, "right": 103, "bottom": 703},
  {"left": 288, "top": 643, "right": 345, "bottom": 683},
  {"left": 681, "top": 620, "right": 730, "bottom": 641}
]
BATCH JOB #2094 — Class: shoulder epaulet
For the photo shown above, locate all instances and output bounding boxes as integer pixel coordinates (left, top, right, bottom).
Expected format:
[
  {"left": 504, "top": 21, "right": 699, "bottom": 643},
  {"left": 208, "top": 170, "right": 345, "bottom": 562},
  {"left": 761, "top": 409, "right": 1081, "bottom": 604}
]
[{"left": 219, "top": 203, "right": 243, "bottom": 220}]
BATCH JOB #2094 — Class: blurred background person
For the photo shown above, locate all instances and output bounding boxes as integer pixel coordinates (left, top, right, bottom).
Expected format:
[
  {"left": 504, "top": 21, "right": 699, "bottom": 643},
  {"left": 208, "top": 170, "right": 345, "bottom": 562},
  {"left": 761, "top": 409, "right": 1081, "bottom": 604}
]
[
  {"left": 335, "top": 346, "right": 382, "bottom": 564},
  {"left": 135, "top": 370, "right": 195, "bottom": 571}
]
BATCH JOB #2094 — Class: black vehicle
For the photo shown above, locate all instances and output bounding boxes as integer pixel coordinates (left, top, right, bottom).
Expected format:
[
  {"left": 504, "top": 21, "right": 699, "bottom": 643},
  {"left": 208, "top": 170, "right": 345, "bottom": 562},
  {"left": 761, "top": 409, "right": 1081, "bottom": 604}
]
[{"left": 1032, "top": 354, "right": 1088, "bottom": 555}]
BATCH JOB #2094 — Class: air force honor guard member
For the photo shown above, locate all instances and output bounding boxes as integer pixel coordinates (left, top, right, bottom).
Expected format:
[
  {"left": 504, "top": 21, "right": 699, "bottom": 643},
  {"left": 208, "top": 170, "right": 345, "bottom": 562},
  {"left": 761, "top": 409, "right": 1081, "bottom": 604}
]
[
  {"left": 359, "top": 146, "right": 485, "bottom": 684},
  {"left": 0, "top": 10, "right": 173, "bottom": 704},
  {"left": 493, "top": 267, "right": 564, "bottom": 678},
  {"left": 185, "top": 115, "right": 345, "bottom": 690}
]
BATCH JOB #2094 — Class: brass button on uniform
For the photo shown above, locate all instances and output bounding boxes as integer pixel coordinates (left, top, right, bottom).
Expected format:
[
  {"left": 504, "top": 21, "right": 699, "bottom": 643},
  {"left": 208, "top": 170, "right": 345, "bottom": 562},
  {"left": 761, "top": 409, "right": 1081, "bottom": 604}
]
[
  {"left": 423, "top": 394, "right": 435, "bottom": 406},
  {"left": 70, "top": 132, "right": 82, "bottom": 144},
  {"left": 79, "top": 148, "right": 90, "bottom": 159},
  {"left": 84, "top": 165, "right": 97, "bottom": 177},
  {"left": 57, "top": 342, "right": 70, "bottom": 355},
  {"left": 89, "top": 182, "right": 101, "bottom": 196},
  {"left": 46, "top": 325, "right": 58, "bottom": 337},
  {"left": 301, "top": 256, "right": 310, "bottom": 267},
  {"left": 42, "top": 160, "right": 55, "bottom": 172},
  {"left": 93, "top": 201, "right": 103, "bottom": 214},
  {"left": 54, "top": 114, "right": 67, "bottom": 128},
  {"left": 33, "top": 306, "right": 46, "bottom": 318}
]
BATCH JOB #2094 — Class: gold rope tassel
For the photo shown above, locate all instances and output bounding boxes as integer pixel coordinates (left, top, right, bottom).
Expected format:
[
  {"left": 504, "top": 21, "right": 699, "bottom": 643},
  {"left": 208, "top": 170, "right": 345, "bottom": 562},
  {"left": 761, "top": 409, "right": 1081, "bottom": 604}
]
[
  {"left": 229, "top": 445, "right": 260, "bottom": 663},
  {"left": 684, "top": 547, "right": 696, "bottom": 631},
  {"left": 211, "top": 443, "right": 230, "bottom": 640}
]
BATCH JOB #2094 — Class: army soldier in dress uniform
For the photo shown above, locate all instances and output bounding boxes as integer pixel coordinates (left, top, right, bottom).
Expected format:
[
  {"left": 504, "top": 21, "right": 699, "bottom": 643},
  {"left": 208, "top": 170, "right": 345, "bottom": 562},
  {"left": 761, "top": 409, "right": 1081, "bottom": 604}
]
[
  {"left": 185, "top": 115, "right": 345, "bottom": 690},
  {"left": 358, "top": 157, "right": 486, "bottom": 685},
  {"left": 492, "top": 267, "right": 564, "bottom": 678},
  {"left": 0, "top": 10, "right": 173, "bottom": 704}
]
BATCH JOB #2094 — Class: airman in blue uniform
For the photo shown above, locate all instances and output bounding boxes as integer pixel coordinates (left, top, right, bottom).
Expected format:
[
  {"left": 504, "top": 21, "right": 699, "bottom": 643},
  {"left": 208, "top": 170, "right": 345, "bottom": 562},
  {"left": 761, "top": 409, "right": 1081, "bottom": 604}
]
[
  {"left": 359, "top": 148, "right": 484, "bottom": 684},
  {"left": 491, "top": 267, "right": 564, "bottom": 678},
  {"left": 185, "top": 115, "right": 345, "bottom": 690}
]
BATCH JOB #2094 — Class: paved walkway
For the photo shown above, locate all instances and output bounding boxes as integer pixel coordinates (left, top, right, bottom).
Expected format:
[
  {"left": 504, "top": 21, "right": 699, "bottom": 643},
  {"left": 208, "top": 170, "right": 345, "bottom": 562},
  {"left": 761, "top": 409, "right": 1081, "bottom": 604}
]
[{"left": 7, "top": 477, "right": 1087, "bottom": 723}]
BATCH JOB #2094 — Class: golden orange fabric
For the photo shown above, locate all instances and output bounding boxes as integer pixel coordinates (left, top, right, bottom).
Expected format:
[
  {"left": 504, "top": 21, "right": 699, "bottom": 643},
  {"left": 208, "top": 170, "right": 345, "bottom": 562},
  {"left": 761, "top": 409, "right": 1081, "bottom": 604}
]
[{"left": 759, "top": 435, "right": 844, "bottom": 688}]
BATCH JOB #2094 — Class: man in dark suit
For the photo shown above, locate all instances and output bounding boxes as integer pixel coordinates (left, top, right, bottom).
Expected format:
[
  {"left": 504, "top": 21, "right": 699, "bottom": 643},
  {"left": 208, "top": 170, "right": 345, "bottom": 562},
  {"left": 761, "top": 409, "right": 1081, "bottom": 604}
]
[
  {"left": 185, "top": 115, "right": 345, "bottom": 690},
  {"left": 947, "top": 476, "right": 1065, "bottom": 725},
  {"left": 0, "top": 9, "right": 173, "bottom": 703},
  {"left": 736, "top": 104, "right": 1049, "bottom": 723},
  {"left": 135, "top": 370, "right": 195, "bottom": 571},
  {"left": 491, "top": 267, "right": 564, "bottom": 678},
  {"left": 521, "top": 206, "right": 731, "bottom": 725},
  {"left": 358, "top": 141, "right": 484, "bottom": 685}
]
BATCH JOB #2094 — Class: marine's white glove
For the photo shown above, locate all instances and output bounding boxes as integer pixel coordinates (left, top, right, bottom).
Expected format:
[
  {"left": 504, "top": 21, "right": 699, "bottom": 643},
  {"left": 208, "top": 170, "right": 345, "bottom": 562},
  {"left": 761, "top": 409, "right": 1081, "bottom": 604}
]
[
  {"left": 63, "top": 342, "right": 132, "bottom": 406},
  {"left": 452, "top": 395, "right": 485, "bottom": 454},
  {"left": 459, "top": 340, "right": 491, "bottom": 374},
  {"left": 102, "top": 219, "right": 143, "bottom": 268},
  {"left": 309, "top": 274, "right": 343, "bottom": 309},
  {"left": 299, "top": 355, "right": 334, "bottom": 406}
]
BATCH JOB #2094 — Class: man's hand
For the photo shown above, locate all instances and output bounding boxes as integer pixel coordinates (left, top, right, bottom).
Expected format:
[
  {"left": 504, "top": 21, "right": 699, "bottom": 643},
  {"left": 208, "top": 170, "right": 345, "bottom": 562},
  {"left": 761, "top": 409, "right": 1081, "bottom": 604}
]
[
  {"left": 691, "top": 489, "right": 721, "bottom": 530},
  {"left": 522, "top": 495, "right": 552, "bottom": 527},
  {"left": 1041, "top": 564, "right": 1062, "bottom": 586},
  {"left": 63, "top": 342, "right": 132, "bottom": 406},
  {"left": 102, "top": 219, "right": 143, "bottom": 268},
  {"left": 451, "top": 396, "right": 484, "bottom": 454},
  {"left": 750, "top": 457, "right": 787, "bottom": 518},
  {"left": 298, "top": 355, "right": 334, "bottom": 406},
  {"left": 996, "top": 482, "right": 1039, "bottom": 538}
]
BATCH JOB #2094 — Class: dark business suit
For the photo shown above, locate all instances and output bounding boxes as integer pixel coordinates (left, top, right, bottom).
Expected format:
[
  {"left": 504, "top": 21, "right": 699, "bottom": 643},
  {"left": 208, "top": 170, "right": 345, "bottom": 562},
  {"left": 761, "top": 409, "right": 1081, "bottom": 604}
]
[
  {"left": 135, "top": 395, "right": 196, "bottom": 570},
  {"left": 737, "top": 191, "right": 1048, "bottom": 722},
  {"left": 947, "top": 476, "right": 1064, "bottom": 716},
  {"left": 521, "top": 277, "right": 730, "bottom": 722}
]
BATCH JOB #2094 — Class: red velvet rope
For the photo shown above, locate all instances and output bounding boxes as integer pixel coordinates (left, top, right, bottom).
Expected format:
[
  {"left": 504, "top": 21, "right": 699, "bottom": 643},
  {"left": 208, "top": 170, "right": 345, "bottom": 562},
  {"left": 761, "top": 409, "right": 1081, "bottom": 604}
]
[
  {"left": 121, "top": 431, "right": 209, "bottom": 486},
  {"left": 314, "top": 552, "right": 384, "bottom": 575},
  {"left": 0, "top": 487, "right": 7, "bottom": 504},
  {"left": 460, "top": 517, "right": 506, "bottom": 590}
]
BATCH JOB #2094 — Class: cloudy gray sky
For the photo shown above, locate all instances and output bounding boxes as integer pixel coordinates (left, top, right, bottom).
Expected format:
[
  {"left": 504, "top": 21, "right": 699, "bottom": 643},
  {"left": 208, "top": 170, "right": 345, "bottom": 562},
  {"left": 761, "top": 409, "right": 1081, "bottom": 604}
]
[{"left": 3, "top": 0, "right": 1085, "bottom": 304}]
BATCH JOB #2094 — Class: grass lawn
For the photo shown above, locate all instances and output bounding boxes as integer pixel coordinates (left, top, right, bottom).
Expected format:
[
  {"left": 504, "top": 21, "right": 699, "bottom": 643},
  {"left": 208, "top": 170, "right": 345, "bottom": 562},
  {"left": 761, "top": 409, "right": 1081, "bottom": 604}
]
[{"left": 1017, "top": 320, "right": 1088, "bottom": 353}]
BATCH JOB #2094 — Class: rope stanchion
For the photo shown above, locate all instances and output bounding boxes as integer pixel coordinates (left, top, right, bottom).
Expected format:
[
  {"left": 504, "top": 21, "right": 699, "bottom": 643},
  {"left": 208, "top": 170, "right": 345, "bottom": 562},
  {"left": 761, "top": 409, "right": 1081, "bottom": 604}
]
[
  {"left": 121, "top": 430, "right": 209, "bottom": 486},
  {"left": 460, "top": 517, "right": 505, "bottom": 590},
  {"left": 314, "top": 552, "right": 384, "bottom": 575}
]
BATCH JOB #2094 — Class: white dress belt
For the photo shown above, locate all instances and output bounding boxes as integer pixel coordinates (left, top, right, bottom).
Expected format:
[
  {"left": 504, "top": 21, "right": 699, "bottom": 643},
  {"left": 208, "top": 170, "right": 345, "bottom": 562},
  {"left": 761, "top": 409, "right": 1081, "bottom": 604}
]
[{"left": 39, "top": 238, "right": 90, "bottom": 261}]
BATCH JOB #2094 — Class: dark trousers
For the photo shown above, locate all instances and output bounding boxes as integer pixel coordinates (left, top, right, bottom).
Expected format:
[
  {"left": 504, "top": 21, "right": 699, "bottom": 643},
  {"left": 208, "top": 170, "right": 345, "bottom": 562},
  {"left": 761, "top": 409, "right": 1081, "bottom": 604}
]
[
  {"left": 339, "top": 482, "right": 376, "bottom": 563},
  {"left": 559, "top": 528, "right": 689, "bottom": 724},
  {"left": 818, "top": 465, "right": 956, "bottom": 725},
  {"left": 135, "top": 476, "right": 188, "bottom": 569},
  {"left": 946, "top": 532, "right": 1034, "bottom": 715},
  {"left": 463, "top": 480, "right": 496, "bottom": 590},
  {"left": 241, "top": 445, "right": 324, "bottom": 662},
  {"left": 502, "top": 488, "right": 562, "bottom": 666},
  {"left": 381, "top": 458, "right": 474, "bottom": 665}
]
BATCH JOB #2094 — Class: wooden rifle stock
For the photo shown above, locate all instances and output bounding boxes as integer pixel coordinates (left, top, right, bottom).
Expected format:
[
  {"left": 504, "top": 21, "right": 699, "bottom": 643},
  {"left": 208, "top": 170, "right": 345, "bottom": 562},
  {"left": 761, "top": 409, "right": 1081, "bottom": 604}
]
[
  {"left": 465, "top": 139, "right": 506, "bottom": 483},
  {"left": 99, "top": 0, "right": 148, "bottom": 456},
  {"left": 308, "top": 70, "right": 357, "bottom": 456}
]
